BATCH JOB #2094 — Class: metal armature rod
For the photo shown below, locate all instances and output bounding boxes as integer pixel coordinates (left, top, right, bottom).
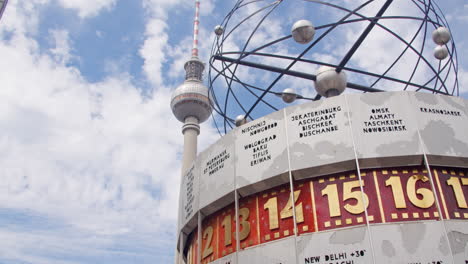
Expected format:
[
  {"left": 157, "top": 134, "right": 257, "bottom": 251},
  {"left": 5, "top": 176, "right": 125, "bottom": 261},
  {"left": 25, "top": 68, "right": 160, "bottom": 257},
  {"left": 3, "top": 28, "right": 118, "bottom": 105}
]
[
  {"left": 216, "top": 26, "right": 451, "bottom": 95},
  {"left": 216, "top": 55, "right": 420, "bottom": 94},
  {"left": 0, "top": 0, "right": 7, "bottom": 21},
  {"left": 336, "top": 0, "right": 393, "bottom": 73}
]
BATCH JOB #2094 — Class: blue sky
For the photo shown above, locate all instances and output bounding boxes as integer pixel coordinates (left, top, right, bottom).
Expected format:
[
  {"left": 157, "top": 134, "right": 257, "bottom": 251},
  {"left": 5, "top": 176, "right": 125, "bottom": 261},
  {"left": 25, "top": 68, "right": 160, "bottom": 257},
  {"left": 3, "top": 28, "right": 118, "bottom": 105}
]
[{"left": 0, "top": 0, "right": 467, "bottom": 263}]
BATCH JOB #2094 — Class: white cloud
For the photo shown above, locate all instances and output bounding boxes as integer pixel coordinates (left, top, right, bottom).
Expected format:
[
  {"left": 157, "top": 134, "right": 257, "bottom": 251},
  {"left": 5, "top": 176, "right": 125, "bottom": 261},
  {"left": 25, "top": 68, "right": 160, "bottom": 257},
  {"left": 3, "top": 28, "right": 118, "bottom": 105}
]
[
  {"left": 56, "top": 0, "right": 116, "bottom": 18},
  {"left": 0, "top": 28, "right": 183, "bottom": 232},
  {"left": 142, "top": 0, "right": 186, "bottom": 18},
  {"left": 139, "top": 18, "right": 169, "bottom": 87},
  {"left": 0, "top": 0, "right": 48, "bottom": 36},
  {"left": 49, "top": 29, "right": 74, "bottom": 64}
]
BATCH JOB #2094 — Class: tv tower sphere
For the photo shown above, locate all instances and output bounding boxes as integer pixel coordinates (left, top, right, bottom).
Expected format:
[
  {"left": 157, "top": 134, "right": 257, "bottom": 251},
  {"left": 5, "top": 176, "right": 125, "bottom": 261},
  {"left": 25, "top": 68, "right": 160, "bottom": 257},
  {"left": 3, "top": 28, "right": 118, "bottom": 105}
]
[{"left": 170, "top": 58, "right": 212, "bottom": 123}]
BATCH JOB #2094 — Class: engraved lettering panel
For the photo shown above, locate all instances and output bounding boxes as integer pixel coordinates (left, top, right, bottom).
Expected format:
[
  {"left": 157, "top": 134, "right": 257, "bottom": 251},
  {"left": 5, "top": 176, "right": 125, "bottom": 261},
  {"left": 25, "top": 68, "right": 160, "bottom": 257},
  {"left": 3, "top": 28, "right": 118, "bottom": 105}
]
[
  {"left": 347, "top": 92, "right": 422, "bottom": 167},
  {"left": 410, "top": 92, "right": 468, "bottom": 164},
  {"left": 286, "top": 96, "right": 354, "bottom": 179},
  {"left": 180, "top": 161, "right": 200, "bottom": 231},
  {"left": 297, "top": 226, "right": 373, "bottom": 264},
  {"left": 235, "top": 110, "right": 289, "bottom": 196},
  {"left": 199, "top": 132, "right": 235, "bottom": 214}
]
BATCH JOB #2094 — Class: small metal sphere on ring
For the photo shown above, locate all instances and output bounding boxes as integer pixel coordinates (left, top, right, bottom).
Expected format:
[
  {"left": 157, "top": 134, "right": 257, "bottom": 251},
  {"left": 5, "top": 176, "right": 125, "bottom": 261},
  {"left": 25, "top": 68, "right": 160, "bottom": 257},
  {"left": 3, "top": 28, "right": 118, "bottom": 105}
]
[
  {"left": 214, "top": 25, "right": 224, "bottom": 36},
  {"left": 434, "top": 45, "right": 449, "bottom": 60},
  {"left": 235, "top": 115, "right": 247, "bottom": 127},
  {"left": 432, "top": 27, "right": 451, "bottom": 45},
  {"left": 281, "top": 88, "right": 297, "bottom": 103},
  {"left": 314, "top": 66, "right": 347, "bottom": 97},
  {"left": 291, "top": 19, "right": 315, "bottom": 44}
]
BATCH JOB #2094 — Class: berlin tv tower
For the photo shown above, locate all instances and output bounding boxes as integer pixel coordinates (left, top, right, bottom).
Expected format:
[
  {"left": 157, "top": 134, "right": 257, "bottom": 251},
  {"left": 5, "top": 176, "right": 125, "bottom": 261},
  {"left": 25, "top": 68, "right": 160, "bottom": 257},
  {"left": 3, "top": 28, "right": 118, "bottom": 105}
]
[{"left": 170, "top": 0, "right": 212, "bottom": 263}]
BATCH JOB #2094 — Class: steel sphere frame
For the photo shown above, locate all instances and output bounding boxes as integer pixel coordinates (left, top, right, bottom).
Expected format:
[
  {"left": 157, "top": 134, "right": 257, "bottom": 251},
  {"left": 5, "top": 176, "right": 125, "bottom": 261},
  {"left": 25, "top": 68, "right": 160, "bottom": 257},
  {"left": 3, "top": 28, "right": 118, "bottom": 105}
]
[{"left": 208, "top": 0, "right": 459, "bottom": 134}]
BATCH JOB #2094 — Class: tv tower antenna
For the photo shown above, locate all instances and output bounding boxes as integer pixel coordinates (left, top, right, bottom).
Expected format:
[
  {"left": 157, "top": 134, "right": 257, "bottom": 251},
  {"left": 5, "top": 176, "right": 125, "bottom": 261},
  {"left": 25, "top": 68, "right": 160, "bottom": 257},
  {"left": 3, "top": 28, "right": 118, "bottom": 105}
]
[
  {"left": 171, "top": 0, "right": 211, "bottom": 184},
  {"left": 171, "top": 0, "right": 212, "bottom": 263},
  {"left": 192, "top": 0, "right": 200, "bottom": 58}
]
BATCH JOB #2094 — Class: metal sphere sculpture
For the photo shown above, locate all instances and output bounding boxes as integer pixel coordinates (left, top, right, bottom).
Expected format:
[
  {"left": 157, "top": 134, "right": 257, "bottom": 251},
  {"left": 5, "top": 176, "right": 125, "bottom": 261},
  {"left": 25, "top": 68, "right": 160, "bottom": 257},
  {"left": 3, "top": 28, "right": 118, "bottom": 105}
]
[
  {"left": 291, "top": 20, "right": 315, "bottom": 44},
  {"left": 315, "top": 66, "right": 347, "bottom": 97},
  {"left": 235, "top": 115, "right": 247, "bottom": 127},
  {"left": 432, "top": 26, "right": 451, "bottom": 45},
  {"left": 0, "top": 0, "right": 8, "bottom": 21},
  {"left": 433, "top": 45, "right": 449, "bottom": 61},
  {"left": 208, "top": 0, "right": 459, "bottom": 134},
  {"left": 281, "top": 88, "right": 297, "bottom": 104},
  {"left": 214, "top": 25, "right": 224, "bottom": 36}
]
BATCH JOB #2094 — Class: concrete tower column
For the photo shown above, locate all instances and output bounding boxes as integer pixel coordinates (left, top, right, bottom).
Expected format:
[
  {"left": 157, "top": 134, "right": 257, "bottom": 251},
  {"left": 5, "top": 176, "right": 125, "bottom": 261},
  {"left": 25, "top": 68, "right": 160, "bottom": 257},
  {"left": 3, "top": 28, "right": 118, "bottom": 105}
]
[
  {"left": 181, "top": 116, "right": 200, "bottom": 175},
  {"left": 176, "top": 117, "right": 200, "bottom": 264},
  {"left": 176, "top": 116, "right": 200, "bottom": 264}
]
